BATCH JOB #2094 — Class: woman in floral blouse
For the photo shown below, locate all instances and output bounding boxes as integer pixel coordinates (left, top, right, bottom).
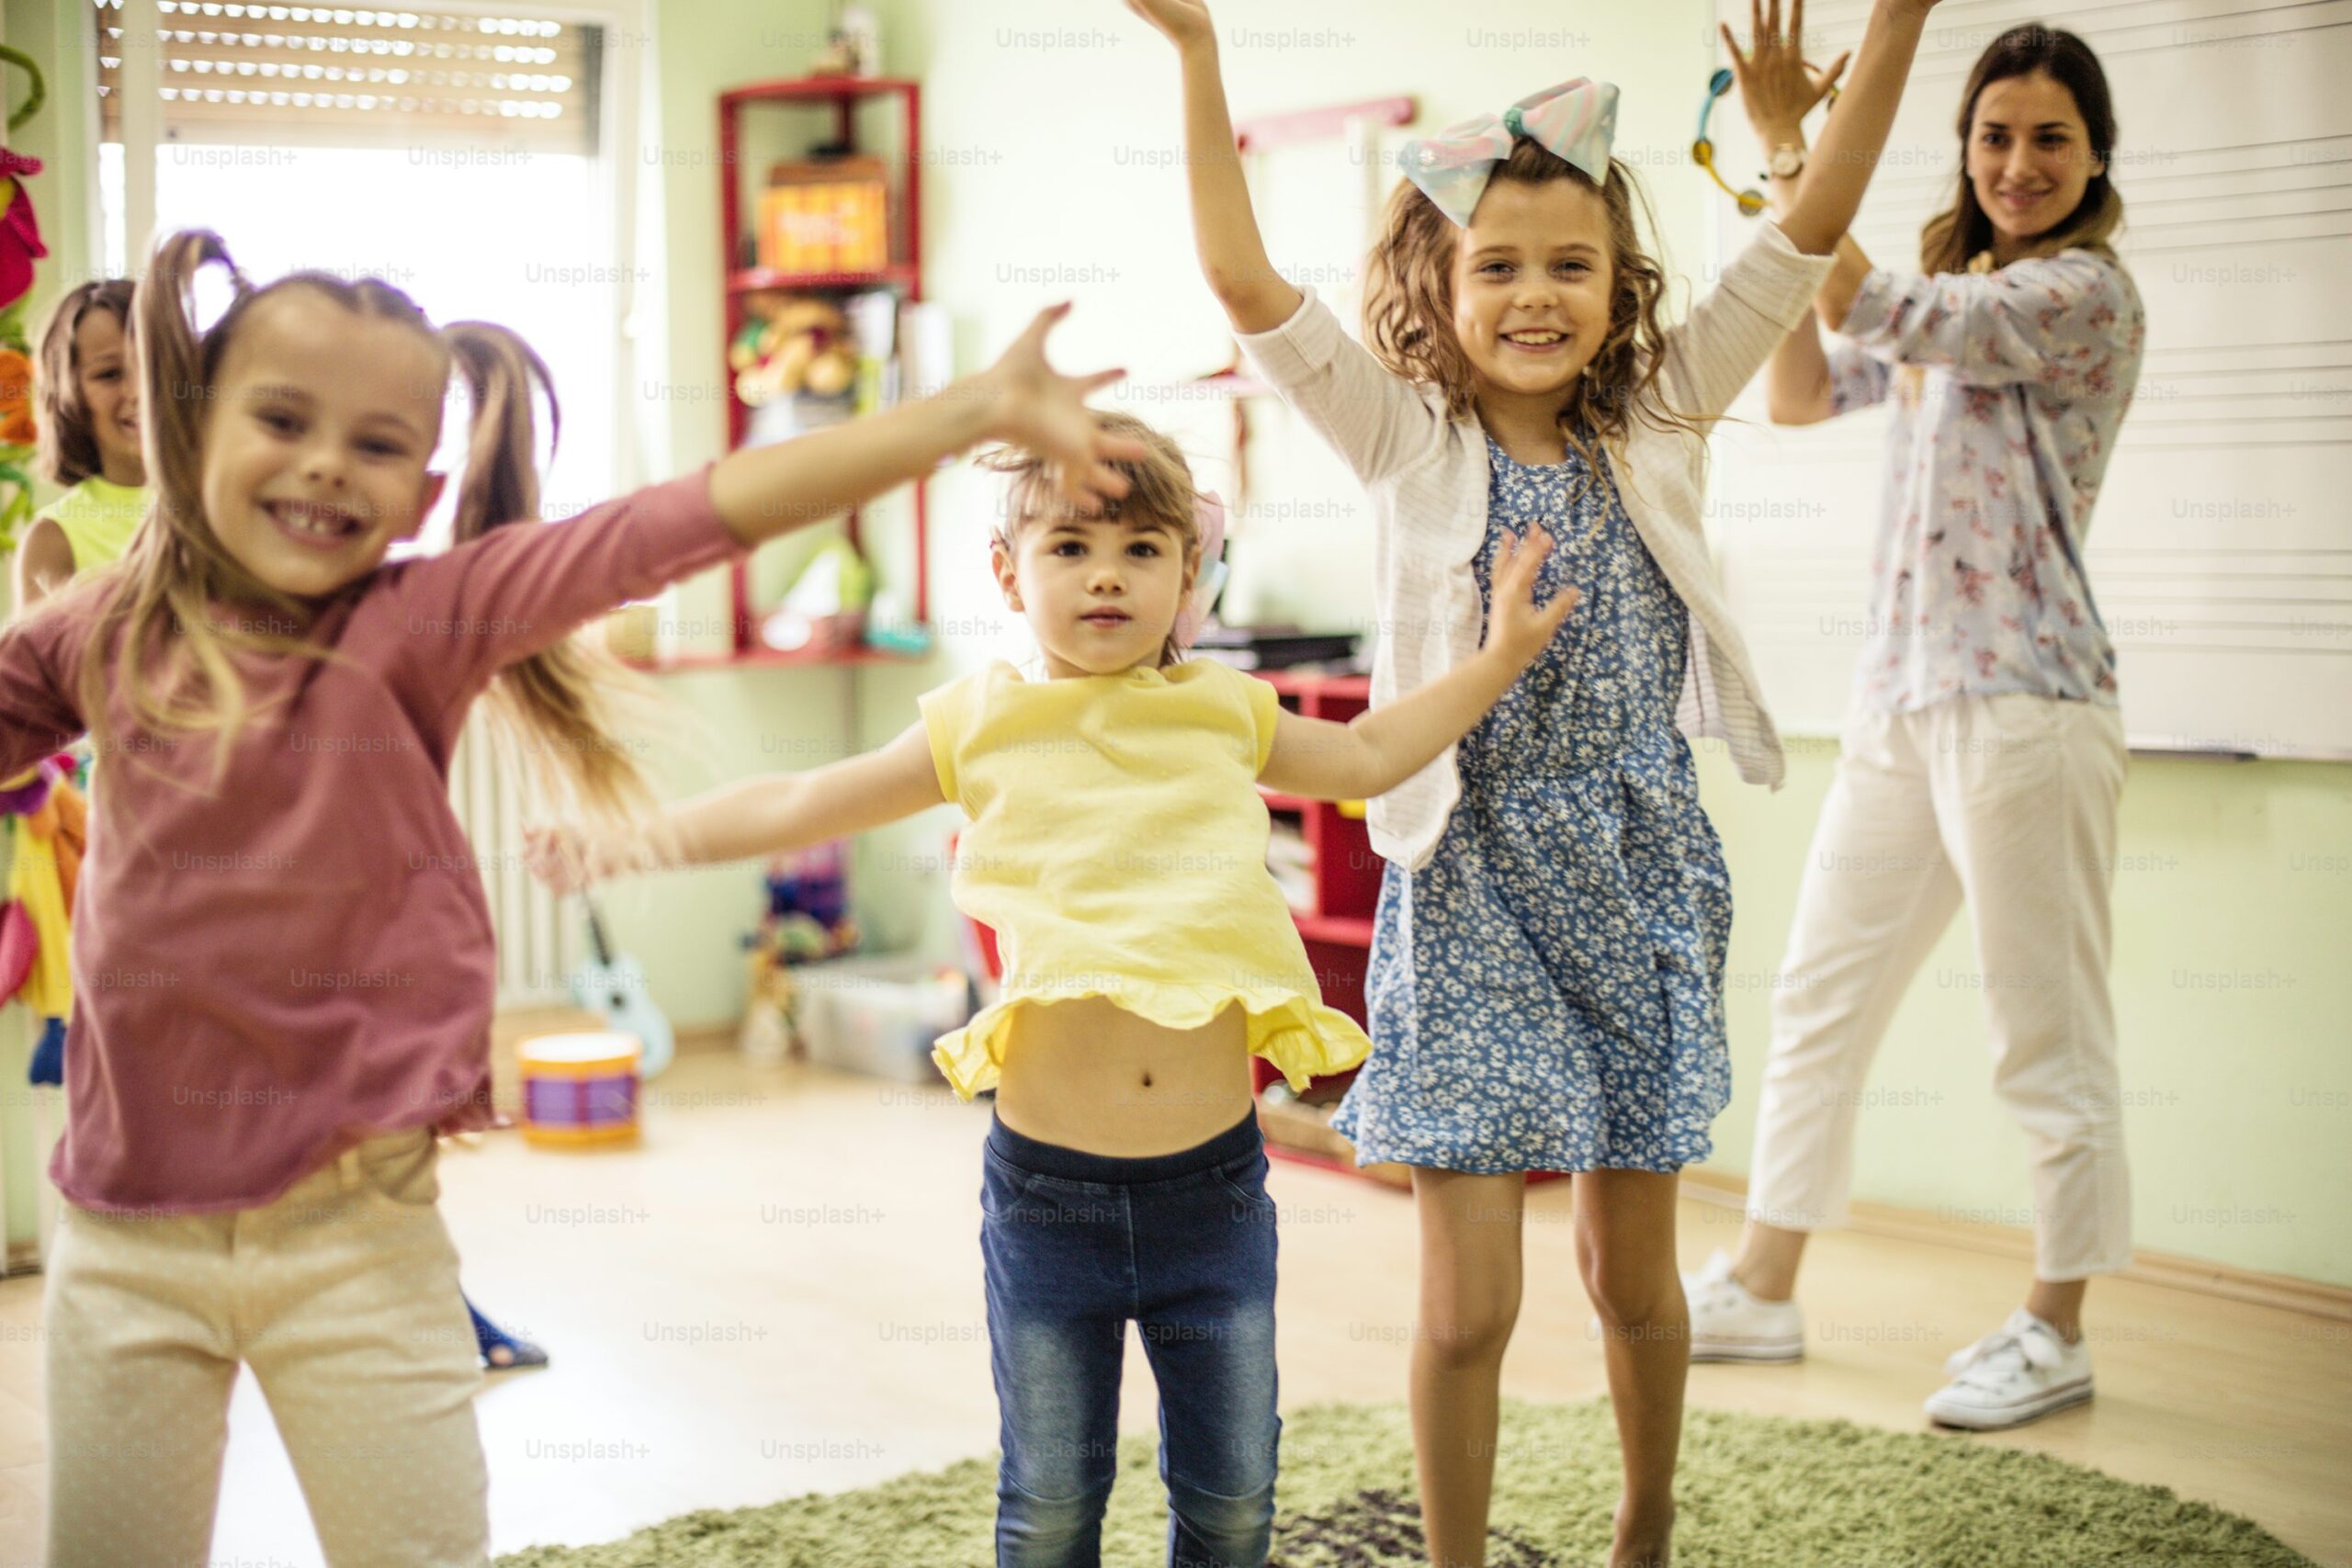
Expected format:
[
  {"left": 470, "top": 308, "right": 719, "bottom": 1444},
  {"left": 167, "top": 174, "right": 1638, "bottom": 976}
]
[{"left": 1694, "top": 17, "right": 2143, "bottom": 1431}]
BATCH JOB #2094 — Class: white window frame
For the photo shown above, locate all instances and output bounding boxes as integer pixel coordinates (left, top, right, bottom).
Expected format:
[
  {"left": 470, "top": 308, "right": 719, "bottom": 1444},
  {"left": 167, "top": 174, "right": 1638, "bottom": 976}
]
[{"left": 104, "top": 0, "right": 659, "bottom": 492}]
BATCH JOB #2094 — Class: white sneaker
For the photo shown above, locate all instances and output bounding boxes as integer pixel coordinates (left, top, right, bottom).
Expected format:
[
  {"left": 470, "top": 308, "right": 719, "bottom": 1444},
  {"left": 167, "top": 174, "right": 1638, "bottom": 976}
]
[
  {"left": 1924, "top": 1309, "right": 2093, "bottom": 1430},
  {"left": 1684, "top": 1250, "right": 1805, "bottom": 1363}
]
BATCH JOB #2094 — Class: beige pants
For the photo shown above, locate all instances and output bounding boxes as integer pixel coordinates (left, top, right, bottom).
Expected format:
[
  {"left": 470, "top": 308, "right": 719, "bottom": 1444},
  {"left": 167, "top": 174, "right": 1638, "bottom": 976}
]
[
  {"left": 44, "top": 1129, "right": 489, "bottom": 1568},
  {"left": 1746, "top": 694, "right": 2132, "bottom": 1280}
]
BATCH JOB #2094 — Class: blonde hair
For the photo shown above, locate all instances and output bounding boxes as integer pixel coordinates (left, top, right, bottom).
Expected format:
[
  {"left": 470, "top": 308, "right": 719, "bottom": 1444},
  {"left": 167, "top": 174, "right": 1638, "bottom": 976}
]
[
  {"left": 1363, "top": 140, "right": 1702, "bottom": 488},
  {"left": 978, "top": 412, "right": 1202, "bottom": 669},
  {"left": 87, "top": 228, "right": 652, "bottom": 816},
  {"left": 33, "top": 277, "right": 137, "bottom": 487}
]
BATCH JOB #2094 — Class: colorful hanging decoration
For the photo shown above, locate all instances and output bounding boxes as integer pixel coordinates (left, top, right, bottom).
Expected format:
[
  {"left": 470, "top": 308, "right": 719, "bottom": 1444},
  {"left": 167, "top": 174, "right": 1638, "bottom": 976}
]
[
  {"left": 1, "top": 756, "right": 85, "bottom": 1086},
  {"left": 0, "top": 44, "right": 50, "bottom": 549}
]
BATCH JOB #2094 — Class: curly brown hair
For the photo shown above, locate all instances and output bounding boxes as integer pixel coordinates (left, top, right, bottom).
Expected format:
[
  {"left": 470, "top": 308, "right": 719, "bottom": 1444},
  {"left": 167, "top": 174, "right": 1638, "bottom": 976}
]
[{"left": 1363, "top": 139, "right": 1699, "bottom": 487}]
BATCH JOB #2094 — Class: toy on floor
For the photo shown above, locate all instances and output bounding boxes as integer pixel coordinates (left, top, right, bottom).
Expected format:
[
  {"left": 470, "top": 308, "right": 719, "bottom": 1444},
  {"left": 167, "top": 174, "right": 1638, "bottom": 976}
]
[
  {"left": 517, "top": 1030, "right": 641, "bottom": 1148},
  {"left": 738, "top": 843, "right": 861, "bottom": 1064}
]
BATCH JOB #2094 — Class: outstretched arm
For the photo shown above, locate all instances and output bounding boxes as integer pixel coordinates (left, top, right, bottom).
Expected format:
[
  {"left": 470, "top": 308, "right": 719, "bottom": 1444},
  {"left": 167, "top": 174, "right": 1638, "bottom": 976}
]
[
  {"left": 526, "top": 721, "right": 945, "bottom": 890},
  {"left": 1127, "top": 0, "right": 1302, "bottom": 334},
  {"left": 1259, "top": 530, "right": 1576, "bottom": 801}
]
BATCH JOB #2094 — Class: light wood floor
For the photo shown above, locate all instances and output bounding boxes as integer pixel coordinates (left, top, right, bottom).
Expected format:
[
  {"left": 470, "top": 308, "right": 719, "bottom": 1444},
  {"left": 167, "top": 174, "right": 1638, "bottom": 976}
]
[{"left": 1, "top": 1050, "right": 2345, "bottom": 1566}]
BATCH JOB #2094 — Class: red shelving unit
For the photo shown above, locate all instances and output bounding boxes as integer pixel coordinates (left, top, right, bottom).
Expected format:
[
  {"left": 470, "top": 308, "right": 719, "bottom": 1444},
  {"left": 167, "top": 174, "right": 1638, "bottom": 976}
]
[{"left": 707, "top": 76, "right": 930, "bottom": 665}]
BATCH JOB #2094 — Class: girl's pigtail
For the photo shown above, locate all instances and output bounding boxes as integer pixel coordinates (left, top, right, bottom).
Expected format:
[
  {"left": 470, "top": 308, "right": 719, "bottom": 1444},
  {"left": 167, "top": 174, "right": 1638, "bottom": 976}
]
[
  {"left": 85, "top": 231, "right": 263, "bottom": 787},
  {"left": 442, "top": 321, "right": 555, "bottom": 548},
  {"left": 441, "top": 321, "right": 651, "bottom": 821},
  {"left": 135, "top": 231, "right": 235, "bottom": 535}
]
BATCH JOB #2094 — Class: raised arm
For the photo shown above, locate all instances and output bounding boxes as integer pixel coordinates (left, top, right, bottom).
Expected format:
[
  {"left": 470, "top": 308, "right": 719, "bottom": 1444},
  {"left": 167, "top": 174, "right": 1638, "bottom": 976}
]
[
  {"left": 526, "top": 721, "right": 945, "bottom": 891},
  {"left": 1724, "top": 0, "right": 1938, "bottom": 259},
  {"left": 1126, "top": 0, "right": 1301, "bottom": 334},
  {"left": 1724, "top": 0, "right": 1883, "bottom": 330},
  {"left": 1260, "top": 530, "right": 1576, "bottom": 801}
]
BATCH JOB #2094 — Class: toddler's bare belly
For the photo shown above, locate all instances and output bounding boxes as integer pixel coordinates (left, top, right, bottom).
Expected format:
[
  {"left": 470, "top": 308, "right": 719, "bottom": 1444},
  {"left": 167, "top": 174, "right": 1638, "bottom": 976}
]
[{"left": 993, "top": 995, "right": 1254, "bottom": 1157}]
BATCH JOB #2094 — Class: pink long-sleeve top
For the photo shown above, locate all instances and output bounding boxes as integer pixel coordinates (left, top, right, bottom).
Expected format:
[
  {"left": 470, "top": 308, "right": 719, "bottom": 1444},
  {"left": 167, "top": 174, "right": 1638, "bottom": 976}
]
[{"left": 0, "top": 468, "right": 738, "bottom": 1213}]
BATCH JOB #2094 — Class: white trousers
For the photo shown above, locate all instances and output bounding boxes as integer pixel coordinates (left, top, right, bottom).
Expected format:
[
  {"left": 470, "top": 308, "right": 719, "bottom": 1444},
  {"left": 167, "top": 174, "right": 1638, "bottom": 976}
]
[
  {"left": 1745, "top": 694, "right": 2132, "bottom": 1280},
  {"left": 44, "top": 1129, "right": 489, "bottom": 1567}
]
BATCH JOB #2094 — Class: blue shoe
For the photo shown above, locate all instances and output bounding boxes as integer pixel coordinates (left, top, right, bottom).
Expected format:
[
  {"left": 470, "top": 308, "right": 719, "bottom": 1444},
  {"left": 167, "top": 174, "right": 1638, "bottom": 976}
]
[{"left": 467, "top": 1297, "right": 549, "bottom": 1371}]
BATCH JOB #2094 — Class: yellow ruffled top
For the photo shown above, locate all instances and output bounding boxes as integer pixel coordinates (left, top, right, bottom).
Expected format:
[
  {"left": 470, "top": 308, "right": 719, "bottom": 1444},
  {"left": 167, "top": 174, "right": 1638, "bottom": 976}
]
[{"left": 919, "top": 659, "right": 1372, "bottom": 1100}]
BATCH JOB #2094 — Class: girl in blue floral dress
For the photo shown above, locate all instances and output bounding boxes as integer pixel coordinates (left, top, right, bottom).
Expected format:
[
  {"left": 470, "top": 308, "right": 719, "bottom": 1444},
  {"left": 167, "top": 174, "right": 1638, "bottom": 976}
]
[
  {"left": 1135, "top": 0, "right": 1942, "bottom": 1558},
  {"left": 1339, "top": 436, "right": 1733, "bottom": 1178}
]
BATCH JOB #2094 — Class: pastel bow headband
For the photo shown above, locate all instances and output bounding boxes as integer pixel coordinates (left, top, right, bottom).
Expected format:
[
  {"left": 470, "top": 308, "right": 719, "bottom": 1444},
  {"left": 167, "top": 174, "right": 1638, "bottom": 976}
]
[
  {"left": 1400, "top": 79, "right": 1620, "bottom": 229},
  {"left": 1172, "top": 491, "right": 1227, "bottom": 650}
]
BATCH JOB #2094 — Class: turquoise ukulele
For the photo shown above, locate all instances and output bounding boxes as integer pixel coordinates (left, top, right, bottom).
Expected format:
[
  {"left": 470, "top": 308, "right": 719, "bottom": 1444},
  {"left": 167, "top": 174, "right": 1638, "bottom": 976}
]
[{"left": 570, "top": 897, "right": 675, "bottom": 1078}]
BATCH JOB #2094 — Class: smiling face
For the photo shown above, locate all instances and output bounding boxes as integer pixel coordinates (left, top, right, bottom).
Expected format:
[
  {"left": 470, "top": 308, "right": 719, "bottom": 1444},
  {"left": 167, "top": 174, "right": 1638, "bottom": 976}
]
[
  {"left": 994, "top": 513, "right": 1194, "bottom": 679},
  {"left": 1449, "top": 176, "right": 1617, "bottom": 408},
  {"left": 1967, "top": 71, "right": 2102, "bottom": 260},
  {"left": 74, "top": 309, "right": 144, "bottom": 487},
  {"left": 199, "top": 288, "right": 449, "bottom": 601}
]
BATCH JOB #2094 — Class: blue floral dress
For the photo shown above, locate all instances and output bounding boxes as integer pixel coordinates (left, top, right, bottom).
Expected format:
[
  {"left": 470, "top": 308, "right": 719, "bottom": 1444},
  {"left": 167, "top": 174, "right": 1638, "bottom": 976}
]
[{"left": 1330, "top": 435, "right": 1734, "bottom": 1174}]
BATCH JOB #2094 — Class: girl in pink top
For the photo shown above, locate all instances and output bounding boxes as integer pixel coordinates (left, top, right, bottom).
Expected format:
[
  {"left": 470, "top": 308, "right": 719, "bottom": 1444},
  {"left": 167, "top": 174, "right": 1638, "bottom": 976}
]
[{"left": 0, "top": 228, "right": 1138, "bottom": 1568}]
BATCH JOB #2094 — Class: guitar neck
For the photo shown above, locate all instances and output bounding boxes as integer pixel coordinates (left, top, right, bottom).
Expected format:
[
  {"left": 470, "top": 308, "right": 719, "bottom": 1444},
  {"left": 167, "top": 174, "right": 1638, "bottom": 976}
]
[{"left": 582, "top": 898, "right": 616, "bottom": 970}]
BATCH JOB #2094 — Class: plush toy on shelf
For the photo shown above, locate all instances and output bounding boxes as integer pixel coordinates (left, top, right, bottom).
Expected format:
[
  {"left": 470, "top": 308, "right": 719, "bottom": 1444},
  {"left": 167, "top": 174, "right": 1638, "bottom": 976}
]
[{"left": 730, "top": 292, "right": 858, "bottom": 410}]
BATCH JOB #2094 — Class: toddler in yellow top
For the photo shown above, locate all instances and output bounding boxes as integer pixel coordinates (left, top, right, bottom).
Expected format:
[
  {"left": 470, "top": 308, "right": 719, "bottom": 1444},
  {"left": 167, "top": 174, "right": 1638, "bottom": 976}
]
[
  {"left": 919, "top": 651, "right": 1367, "bottom": 1101},
  {"left": 529, "top": 411, "right": 1571, "bottom": 1564}
]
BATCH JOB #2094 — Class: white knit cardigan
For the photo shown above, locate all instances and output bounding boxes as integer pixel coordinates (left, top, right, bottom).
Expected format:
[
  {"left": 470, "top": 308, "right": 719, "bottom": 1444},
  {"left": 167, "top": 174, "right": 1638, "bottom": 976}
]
[{"left": 1236, "top": 219, "right": 1836, "bottom": 871}]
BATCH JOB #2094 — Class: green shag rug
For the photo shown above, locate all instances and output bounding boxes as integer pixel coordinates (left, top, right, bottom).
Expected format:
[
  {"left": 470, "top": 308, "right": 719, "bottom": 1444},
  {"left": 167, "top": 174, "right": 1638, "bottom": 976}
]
[{"left": 495, "top": 1399, "right": 2314, "bottom": 1567}]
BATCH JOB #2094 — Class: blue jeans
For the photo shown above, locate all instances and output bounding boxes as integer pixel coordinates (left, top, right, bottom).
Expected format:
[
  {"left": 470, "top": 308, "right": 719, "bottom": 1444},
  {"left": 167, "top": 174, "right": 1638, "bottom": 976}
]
[{"left": 981, "top": 1111, "right": 1280, "bottom": 1568}]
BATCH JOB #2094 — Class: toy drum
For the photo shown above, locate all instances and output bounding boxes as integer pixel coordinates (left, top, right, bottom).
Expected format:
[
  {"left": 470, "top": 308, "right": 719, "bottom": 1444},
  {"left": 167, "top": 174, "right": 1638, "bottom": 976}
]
[{"left": 518, "top": 1032, "right": 641, "bottom": 1147}]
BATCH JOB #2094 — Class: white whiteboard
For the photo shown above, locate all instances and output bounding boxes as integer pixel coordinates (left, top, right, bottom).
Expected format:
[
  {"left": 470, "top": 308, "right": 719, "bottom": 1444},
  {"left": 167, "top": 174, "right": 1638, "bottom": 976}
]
[{"left": 1705, "top": 0, "right": 2352, "bottom": 758}]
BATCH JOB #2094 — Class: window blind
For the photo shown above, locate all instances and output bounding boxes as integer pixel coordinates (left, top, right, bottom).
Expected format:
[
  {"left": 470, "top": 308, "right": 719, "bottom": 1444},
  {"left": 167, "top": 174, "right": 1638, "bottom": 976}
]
[{"left": 96, "top": 2, "right": 600, "bottom": 154}]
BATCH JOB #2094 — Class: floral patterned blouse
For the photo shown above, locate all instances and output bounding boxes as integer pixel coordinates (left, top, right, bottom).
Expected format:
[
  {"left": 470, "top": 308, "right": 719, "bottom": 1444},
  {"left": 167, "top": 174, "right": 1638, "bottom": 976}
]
[{"left": 1827, "top": 248, "right": 2144, "bottom": 714}]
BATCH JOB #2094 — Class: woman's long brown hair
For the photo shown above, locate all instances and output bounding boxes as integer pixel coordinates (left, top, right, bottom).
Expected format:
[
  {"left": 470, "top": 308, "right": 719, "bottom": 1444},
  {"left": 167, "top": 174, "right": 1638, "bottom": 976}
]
[
  {"left": 85, "top": 228, "right": 652, "bottom": 815},
  {"left": 1921, "top": 25, "right": 2123, "bottom": 275}
]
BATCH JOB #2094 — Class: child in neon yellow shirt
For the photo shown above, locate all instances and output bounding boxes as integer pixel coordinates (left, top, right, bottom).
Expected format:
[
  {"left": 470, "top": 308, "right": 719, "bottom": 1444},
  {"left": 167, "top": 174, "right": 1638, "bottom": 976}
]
[
  {"left": 529, "top": 412, "right": 1576, "bottom": 1564},
  {"left": 20, "top": 279, "right": 144, "bottom": 604}
]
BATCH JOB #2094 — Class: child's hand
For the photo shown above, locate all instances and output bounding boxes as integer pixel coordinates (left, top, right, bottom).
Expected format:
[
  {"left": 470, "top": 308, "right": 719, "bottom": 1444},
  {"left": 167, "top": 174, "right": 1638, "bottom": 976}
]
[
  {"left": 1125, "top": 0, "right": 1215, "bottom": 51},
  {"left": 974, "top": 303, "right": 1150, "bottom": 510},
  {"left": 524, "top": 821, "right": 652, "bottom": 895},
  {"left": 1722, "top": 0, "right": 1849, "bottom": 143},
  {"left": 1482, "top": 526, "right": 1578, "bottom": 671}
]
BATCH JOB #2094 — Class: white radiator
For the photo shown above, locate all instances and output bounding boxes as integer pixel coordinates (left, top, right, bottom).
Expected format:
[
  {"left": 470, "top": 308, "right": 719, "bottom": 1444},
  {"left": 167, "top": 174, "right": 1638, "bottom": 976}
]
[{"left": 449, "top": 716, "right": 577, "bottom": 1008}]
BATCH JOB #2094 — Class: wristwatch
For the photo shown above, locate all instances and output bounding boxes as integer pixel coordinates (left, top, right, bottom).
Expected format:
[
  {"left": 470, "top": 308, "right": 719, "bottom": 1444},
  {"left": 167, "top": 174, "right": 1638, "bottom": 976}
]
[{"left": 1768, "top": 142, "right": 1807, "bottom": 180}]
